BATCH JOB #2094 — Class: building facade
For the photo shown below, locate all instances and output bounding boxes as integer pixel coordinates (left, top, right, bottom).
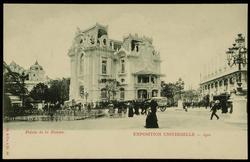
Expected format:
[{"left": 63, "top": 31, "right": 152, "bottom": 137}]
[
  {"left": 68, "top": 23, "right": 163, "bottom": 102},
  {"left": 200, "top": 58, "right": 247, "bottom": 102},
  {"left": 8, "top": 60, "right": 50, "bottom": 91}
]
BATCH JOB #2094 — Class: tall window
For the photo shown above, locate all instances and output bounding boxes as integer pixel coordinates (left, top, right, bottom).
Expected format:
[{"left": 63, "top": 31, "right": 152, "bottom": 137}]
[
  {"left": 102, "top": 59, "right": 107, "bottom": 74},
  {"left": 151, "top": 76, "right": 155, "bottom": 84},
  {"left": 101, "top": 88, "right": 107, "bottom": 99},
  {"left": 138, "top": 76, "right": 149, "bottom": 83},
  {"left": 219, "top": 80, "right": 222, "bottom": 87},
  {"left": 121, "top": 59, "right": 125, "bottom": 73},
  {"left": 80, "top": 53, "right": 84, "bottom": 74},
  {"left": 138, "top": 90, "right": 147, "bottom": 99},
  {"left": 230, "top": 78, "right": 234, "bottom": 84},
  {"left": 120, "top": 88, "right": 125, "bottom": 100},
  {"left": 152, "top": 90, "right": 158, "bottom": 97}
]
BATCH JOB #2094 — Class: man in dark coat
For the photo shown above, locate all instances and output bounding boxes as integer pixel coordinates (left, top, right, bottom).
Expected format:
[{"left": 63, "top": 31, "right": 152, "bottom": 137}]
[
  {"left": 145, "top": 99, "right": 159, "bottom": 128},
  {"left": 210, "top": 100, "right": 220, "bottom": 120},
  {"left": 182, "top": 102, "right": 188, "bottom": 112}
]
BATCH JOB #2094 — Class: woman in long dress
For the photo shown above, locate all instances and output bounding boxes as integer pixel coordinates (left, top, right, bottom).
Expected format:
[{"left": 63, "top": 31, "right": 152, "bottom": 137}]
[
  {"left": 128, "top": 101, "right": 134, "bottom": 117},
  {"left": 145, "top": 99, "right": 159, "bottom": 128}
]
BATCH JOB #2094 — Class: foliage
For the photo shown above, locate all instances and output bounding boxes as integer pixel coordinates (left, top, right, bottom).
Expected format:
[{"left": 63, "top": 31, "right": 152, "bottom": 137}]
[
  {"left": 161, "top": 78, "right": 185, "bottom": 105},
  {"left": 182, "top": 89, "right": 199, "bottom": 102},
  {"left": 47, "top": 78, "right": 70, "bottom": 104},
  {"left": 28, "top": 78, "right": 70, "bottom": 104},
  {"left": 102, "top": 78, "right": 120, "bottom": 101},
  {"left": 3, "top": 64, "right": 29, "bottom": 96},
  {"left": 29, "top": 83, "right": 49, "bottom": 102}
]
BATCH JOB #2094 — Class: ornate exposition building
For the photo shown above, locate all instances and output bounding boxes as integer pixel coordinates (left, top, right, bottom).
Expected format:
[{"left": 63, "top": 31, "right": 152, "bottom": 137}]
[
  {"left": 68, "top": 23, "right": 163, "bottom": 102},
  {"left": 7, "top": 60, "right": 51, "bottom": 91},
  {"left": 200, "top": 56, "right": 247, "bottom": 101}
]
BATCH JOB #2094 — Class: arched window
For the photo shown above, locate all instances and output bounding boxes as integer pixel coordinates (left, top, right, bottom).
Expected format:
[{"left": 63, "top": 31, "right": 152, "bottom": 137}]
[
  {"left": 224, "top": 79, "right": 228, "bottom": 86},
  {"left": 219, "top": 80, "right": 222, "bottom": 87},
  {"left": 102, "top": 59, "right": 107, "bottom": 74},
  {"left": 152, "top": 90, "right": 158, "bottom": 97},
  {"left": 120, "top": 88, "right": 125, "bottom": 100},
  {"left": 215, "top": 82, "right": 218, "bottom": 89},
  {"left": 80, "top": 53, "right": 84, "bottom": 74},
  {"left": 136, "top": 45, "right": 139, "bottom": 52},
  {"left": 137, "top": 89, "right": 147, "bottom": 99},
  {"left": 103, "top": 39, "right": 106, "bottom": 46}
]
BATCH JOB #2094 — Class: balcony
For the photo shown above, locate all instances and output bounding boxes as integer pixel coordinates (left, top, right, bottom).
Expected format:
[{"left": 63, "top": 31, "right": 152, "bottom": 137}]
[
  {"left": 134, "top": 82, "right": 160, "bottom": 89},
  {"left": 118, "top": 72, "right": 127, "bottom": 76}
]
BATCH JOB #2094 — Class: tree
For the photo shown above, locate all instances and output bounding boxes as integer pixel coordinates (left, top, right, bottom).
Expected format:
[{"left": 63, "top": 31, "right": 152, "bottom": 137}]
[
  {"left": 29, "top": 83, "right": 49, "bottom": 102},
  {"left": 3, "top": 62, "right": 29, "bottom": 108},
  {"left": 161, "top": 78, "right": 185, "bottom": 106},
  {"left": 182, "top": 90, "right": 199, "bottom": 102},
  {"left": 102, "top": 78, "right": 120, "bottom": 101},
  {"left": 161, "top": 81, "right": 175, "bottom": 98},
  {"left": 47, "top": 78, "right": 70, "bottom": 104},
  {"left": 3, "top": 62, "right": 29, "bottom": 97}
]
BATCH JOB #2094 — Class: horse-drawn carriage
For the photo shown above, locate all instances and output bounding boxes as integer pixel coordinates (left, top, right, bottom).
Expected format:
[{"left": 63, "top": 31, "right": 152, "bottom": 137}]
[{"left": 144, "top": 97, "right": 168, "bottom": 112}]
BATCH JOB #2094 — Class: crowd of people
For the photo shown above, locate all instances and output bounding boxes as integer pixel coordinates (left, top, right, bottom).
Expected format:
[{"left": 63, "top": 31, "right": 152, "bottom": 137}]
[{"left": 44, "top": 99, "right": 160, "bottom": 128}]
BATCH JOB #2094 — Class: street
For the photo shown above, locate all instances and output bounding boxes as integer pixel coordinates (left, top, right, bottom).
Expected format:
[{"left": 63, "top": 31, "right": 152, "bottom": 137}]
[
  {"left": 3, "top": 107, "right": 248, "bottom": 159},
  {"left": 3, "top": 107, "right": 247, "bottom": 131}
]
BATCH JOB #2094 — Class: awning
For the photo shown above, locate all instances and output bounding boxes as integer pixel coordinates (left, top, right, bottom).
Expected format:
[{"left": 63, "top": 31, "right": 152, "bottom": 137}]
[
  {"left": 11, "top": 100, "right": 22, "bottom": 104},
  {"left": 132, "top": 70, "right": 165, "bottom": 76}
]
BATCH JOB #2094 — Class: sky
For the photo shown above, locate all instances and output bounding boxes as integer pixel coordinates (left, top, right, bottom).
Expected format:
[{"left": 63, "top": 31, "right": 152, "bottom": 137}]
[{"left": 3, "top": 4, "right": 248, "bottom": 90}]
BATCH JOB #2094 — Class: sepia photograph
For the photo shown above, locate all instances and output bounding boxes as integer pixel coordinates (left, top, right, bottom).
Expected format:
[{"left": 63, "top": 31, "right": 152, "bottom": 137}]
[{"left": 2, "top": 4, "right": 248, "bottom": 159}]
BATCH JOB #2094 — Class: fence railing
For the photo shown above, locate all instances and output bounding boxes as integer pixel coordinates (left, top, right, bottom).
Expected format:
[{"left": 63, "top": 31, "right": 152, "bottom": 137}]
[{"left": 4, "top": 108, "right": 128, "bottom": 122}]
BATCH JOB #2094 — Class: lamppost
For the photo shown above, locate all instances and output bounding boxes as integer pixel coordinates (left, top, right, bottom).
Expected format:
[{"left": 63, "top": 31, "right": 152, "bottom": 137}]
[
  {"left": 226, "top": 33, "right": 247, "bottom": 95},
  {"left": 20, "top": 72, "right": 29, "bottom": 107},
  {"left": 84, "top": 91, "right": 89, "bottom": 103}
]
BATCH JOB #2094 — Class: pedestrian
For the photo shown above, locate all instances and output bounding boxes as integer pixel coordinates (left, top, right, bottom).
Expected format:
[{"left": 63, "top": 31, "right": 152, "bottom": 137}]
[
  {"left": 141, "top": 99, "right": 149, "bottom": 115},
  {"left": 210, "top": 100, "right": 220, "bottom": 120},
  {"left": 87, "top": 103, "right": 91, "bottom": 112},
  {"left": 134, "top": 100, "right": 140, "bottom": 115},
  {"left": 145, "top": 99, "right": 159, "bottom": 128},
  {"left": 183, "top": 102, "right": 188, "bottom": 112},
  {"left": 128, "top": 101, "right": 134, "bottom": 117},
  {"left": 122, "top": 101, "right": 127, "bottom": 114},
  {"left": 117, "top": 101, "right": 123, "bottom": 117},
  {"left": 140, "top": 100, "right": 146, "bottom": 115}
]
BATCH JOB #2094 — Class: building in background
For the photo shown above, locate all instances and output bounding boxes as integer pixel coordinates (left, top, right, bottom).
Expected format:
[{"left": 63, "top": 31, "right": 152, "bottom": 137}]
[
  {"left": 68, "top": 23, "right": 164, "bottom": 102},
  {"left": 8, "top": 60, "right": 51, "bottom": 91},
  {"left": 200, "top": 55, "right": 247, "bottom": 102}
]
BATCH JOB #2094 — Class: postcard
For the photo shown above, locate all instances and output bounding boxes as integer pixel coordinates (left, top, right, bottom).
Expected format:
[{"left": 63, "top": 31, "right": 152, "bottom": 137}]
[{"left": 3, "top": 4, "right": 248, "bottom": 159}]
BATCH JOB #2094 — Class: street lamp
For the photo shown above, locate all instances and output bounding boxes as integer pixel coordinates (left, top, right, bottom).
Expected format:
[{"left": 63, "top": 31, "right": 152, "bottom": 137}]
[
  {"left": 226, "top": 33, "right": 248, "bottom": 94},
  {"left": 20, "top": 72, "right": 29, "bottom": 107},
  {"left": 84, "top": 91, "right": 89, "bottom": 103}
]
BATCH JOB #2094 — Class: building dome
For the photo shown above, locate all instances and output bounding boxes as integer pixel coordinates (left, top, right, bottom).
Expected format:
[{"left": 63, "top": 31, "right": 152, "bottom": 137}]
[{"left": 30, "top": 60, "right": 43, "bottom": 71}]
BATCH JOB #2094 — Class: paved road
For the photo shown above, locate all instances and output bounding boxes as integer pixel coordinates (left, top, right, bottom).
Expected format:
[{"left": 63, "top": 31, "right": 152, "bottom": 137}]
[{"left": 3, "top": 107, "right": 247, "bottom": 131}]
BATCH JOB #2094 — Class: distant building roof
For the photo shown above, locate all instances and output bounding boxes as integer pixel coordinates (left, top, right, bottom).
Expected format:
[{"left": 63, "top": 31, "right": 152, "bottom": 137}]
[
  {"left": 80, "top": 23, "right": 108, "bottom": 34},
  {"left": 30, "top": 60, "right": 44, "bottom": 70}
]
